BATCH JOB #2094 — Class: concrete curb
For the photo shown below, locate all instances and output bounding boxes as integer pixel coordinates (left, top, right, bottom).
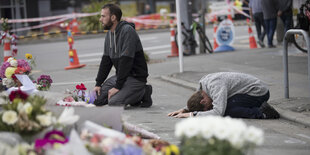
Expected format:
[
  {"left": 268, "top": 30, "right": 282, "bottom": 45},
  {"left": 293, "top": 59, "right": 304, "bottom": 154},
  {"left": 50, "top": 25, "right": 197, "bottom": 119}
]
[{"left": 160, "top": 75, "right": 310, "bottom": 127}]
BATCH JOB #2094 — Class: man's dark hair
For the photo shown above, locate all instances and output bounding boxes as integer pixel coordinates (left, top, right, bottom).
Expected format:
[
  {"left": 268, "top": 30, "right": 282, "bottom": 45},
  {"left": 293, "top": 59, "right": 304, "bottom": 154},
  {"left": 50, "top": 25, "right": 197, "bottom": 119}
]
[
  {"left": 187, "top": 90, "right": 204, "bottom": 112},
  {"left": 102, "top": 4, "right": 122, "bottom": 21}
]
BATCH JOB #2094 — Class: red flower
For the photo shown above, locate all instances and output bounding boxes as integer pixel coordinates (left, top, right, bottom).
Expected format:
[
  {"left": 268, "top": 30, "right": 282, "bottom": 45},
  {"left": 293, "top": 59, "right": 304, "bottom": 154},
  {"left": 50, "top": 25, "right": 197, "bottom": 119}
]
[
  {"left": 11, "top": 74, "right": 17, "bottom": 80},
  {"left": 9, "top": 89, "right": 29, "bottom": 101},
  {"left": 14, "top": 67, "right": 26, "bottom": 74},
  {"left": 76, "top": 83, "right": 86, "bottom": 90}
]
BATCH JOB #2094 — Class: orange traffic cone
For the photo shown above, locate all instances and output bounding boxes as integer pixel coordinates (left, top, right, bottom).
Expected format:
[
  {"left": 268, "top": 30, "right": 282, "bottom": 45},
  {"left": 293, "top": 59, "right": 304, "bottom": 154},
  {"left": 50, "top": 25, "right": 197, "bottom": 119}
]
[
  {"left": 168, "top": 20, "right": 178, "bottom": 57},
  {"left": 65, "top": 31, "right": 86, "bottom": 70},
  {"left": 247, "top": 19, "right": 257, "bottom": 49},
  {"left": 3, "top": 35, "right": 12, "bottom": 61},
  {"left": 227, "top": 9, "right": 233, "bottom": 22},
  {"left": 11, "top": 34, "right": 18, "bottom": 57},
  {"left": 71, "top": 18, "right": 80, "bottom": 35},
  {"left": 212, "top": 16, "right": 219, "bottom": 50}
]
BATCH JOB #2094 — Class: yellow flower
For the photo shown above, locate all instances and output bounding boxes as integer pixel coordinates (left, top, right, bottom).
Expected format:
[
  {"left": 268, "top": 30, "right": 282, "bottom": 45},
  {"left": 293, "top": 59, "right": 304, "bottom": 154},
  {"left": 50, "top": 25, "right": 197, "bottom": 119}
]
[
  {"left": 25, "top": 53, "right": 33, "bottom": 59},
  {"left": 5, "top": 67, "right": 17, "bottom": 79},
  {"left": 164, "top": 145, "right": 180, "bottom": 155},
  {"left": 2, "top": 110, "right": 18, "bottom": 125}
]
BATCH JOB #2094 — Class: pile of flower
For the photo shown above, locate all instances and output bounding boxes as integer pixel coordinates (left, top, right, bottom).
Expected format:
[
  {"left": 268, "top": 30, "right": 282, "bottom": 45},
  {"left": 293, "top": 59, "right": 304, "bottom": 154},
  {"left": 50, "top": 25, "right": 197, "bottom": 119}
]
[
  {"left": 0, "top": 57, "right": 31, "bottom": 88},
  {"left": 57, "top": 83, "right": 96, "bottom": 107},
  {"left": 175, "top": 116, "right": 264, "bottom": 155},
  {"left": 80, "top": 129, "right": 179, "bottom": 155},
  {"left": 35, "top": 75, "right": 53, "bottom": 91}
]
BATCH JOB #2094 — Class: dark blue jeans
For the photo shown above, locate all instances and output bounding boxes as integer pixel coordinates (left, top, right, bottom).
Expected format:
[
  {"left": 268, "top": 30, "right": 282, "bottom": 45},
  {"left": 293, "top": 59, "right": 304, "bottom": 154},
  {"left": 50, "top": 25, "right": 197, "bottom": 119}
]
[
  {"left": 264, "top": 18, "right": 277, "bottom": 46},
  {"left": 280, "top": 11, "right": 293, "bottom": 33},
  {"left": 253, "top": 12, "right": 266, "bottom": 42},
  {"left": 224, "top": 91, "right": 270, "bottom": 119}
]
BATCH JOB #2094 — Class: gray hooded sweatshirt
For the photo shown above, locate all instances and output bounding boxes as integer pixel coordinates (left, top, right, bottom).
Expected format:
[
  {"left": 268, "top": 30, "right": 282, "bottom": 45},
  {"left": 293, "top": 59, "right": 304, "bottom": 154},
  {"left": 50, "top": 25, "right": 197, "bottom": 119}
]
[
  {"left": 95, "top": 21, "right": 148, "bottom": 89},
  {"left": 196, "top": 72, "right": 269, "bottom": 116}
]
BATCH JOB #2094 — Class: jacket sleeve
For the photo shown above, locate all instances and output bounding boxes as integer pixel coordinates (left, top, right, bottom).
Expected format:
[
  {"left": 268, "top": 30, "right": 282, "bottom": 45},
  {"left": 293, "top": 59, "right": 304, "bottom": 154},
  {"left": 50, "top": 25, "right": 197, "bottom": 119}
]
[
  {"left": 95, "top": 55, "right": 112, "bottom": 87},
  {"left": 196, "top": 83, "right": 228, "bottom": 116},
  {"left": 115, "top": 27, "right": 137, "bottom": 89}
]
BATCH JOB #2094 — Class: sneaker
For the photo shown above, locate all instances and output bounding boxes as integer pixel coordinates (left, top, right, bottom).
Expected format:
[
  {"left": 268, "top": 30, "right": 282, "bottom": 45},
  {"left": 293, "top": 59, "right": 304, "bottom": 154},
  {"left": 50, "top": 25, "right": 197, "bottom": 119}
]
[
  {"left": 258, "top": 40, "right": 265, "bottom": 48},
  {"left": 140, "top": 85, "right": 153, "bottom": 107},
  {"left": 260, "top": 102, "right": 280, "bottom": 119}
]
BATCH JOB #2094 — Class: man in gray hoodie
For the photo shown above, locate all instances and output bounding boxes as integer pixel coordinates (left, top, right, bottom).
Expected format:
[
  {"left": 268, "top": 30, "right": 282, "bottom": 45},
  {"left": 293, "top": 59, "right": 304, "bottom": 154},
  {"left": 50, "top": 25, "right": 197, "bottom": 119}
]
[
  {"left": 93, "top": 4, "right": 152, "bottom": 108},
  {"left": 168, "top": 72, "right": 279, "bottom": 119}
]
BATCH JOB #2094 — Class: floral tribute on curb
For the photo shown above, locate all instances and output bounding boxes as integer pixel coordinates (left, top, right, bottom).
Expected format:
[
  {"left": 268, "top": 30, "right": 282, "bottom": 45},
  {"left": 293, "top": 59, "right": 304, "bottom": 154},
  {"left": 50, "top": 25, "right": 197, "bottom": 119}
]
[
  {"left": 35, "top": 75, "right": 53, "bottom": 91},
  {"left": 56, "top": 83, "right": 96, "bottom": 107},
  {"left": 175, "top": 116, "right": 264, "bottom": 155},
  {"left": 0, "top": 57, "right": 31, "bottom": 88}
]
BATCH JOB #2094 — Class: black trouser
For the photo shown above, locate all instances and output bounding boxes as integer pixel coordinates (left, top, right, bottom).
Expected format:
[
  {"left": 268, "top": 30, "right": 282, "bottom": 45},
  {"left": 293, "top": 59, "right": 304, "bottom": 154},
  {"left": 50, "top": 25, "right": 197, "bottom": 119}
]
[
  {"left": 253, "top": 12, "right": 266, "bottom": 42},
  {"left": 95, "top": 75, "right": 146, "bottom": 106},
  {"left": 224, "top": 91, "right": 270, "bottom": 119}
]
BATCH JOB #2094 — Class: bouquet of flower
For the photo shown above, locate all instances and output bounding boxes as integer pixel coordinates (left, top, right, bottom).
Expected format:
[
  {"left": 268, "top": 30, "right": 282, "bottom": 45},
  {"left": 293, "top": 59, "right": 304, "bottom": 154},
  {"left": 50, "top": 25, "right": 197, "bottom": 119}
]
[
  {"left": 36, "top": 75, "right": 53, "bottom": 91},
  {"left": 175, "top": 116, "right": 264, "bottom": 155},
  {"left": 0, "top": 90, "right": 79, "bottom": 137},
  {"left": 0, "top": 89, "right": 52, "bottom": 136},
  {"left": 0, "top": 57, "right": 31, "bottom": 88},
  {"left": 0, "top": 18, "right": 10, "bottom": 32}
]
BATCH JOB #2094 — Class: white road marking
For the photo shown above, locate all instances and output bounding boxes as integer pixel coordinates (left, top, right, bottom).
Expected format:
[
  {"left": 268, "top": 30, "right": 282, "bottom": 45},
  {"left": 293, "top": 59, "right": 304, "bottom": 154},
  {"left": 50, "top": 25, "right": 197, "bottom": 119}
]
[
  {"left": 284, "top": 137, "right": 306, "bottom": 144},
  {"left": 297, "top": 134, "right": 310, "bottom": 140},
  {"left": 144, "top": 44, "right": 171, "bottom": 51},
  {"left": 79, "top": 53, "right": 102, "bottom": 58},
  {"left": 80, "top": 58, "right": 101, "bottom": 63},
  {"left": 141, "top": 36, "right": 157, "bottom": 41}
]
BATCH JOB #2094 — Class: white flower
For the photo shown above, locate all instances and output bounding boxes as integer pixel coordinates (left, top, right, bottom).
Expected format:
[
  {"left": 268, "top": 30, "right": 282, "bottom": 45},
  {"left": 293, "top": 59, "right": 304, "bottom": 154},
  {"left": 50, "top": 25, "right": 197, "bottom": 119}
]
[
  {"left": 9, "top": 59, "right": 18, "bottom": 67},
  {"left": 244, "top": 126, "right": 264, "bottom": 145},
  {"left": 2, "top": 110, "right": 18, "bottom": 125},
  {"left": 175, "top": 115, "right": 264, "bottom": 149},
  {"left": 57, "top": 107, "right": 79, "bottom": 126},
  {"left": 23, "top": 102, "right": 33, "bottom": 114},
  {"left": 7, "top": 57, "right": 14, "bottom": 63},
  {"left": 36, "top": 114, "right": 52, "bottom": 126}
]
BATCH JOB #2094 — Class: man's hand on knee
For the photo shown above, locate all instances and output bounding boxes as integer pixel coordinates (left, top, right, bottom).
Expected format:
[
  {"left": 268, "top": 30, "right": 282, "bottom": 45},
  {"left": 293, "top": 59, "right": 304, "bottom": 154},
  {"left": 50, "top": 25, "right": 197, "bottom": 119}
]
[
  {"left": 94, "top": 86, "right": 101, "bottom": 96},
  {"left": 108, "top": 88, "right": 119, "bottom": 99}
]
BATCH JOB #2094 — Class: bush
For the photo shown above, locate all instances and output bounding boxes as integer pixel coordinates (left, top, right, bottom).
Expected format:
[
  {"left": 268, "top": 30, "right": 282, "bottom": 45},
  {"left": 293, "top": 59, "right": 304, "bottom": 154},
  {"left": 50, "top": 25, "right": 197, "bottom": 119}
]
[{"left": 80, "top": 0, "right": 116, "bottom": 31}]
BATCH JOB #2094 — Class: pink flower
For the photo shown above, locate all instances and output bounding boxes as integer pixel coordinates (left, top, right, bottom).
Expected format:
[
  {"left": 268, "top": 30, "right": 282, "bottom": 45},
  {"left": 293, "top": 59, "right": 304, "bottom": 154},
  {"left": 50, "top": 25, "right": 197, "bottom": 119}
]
[{"left": 63, "top": 96, "right": 75, "bottom": 102}]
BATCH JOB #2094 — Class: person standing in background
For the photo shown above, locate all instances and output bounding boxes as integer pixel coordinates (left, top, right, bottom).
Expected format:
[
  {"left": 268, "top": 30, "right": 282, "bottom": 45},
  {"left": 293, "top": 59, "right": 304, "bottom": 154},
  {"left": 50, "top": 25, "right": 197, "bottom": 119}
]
[
  {"left": 249, "top": 0, "right": 266, "bottom": 47},
  {"left": 277, "top": 0, "right": 293, "bottom": 33},
  {"left": 261, "top": 0, "right": 278, "bottom": 48}
]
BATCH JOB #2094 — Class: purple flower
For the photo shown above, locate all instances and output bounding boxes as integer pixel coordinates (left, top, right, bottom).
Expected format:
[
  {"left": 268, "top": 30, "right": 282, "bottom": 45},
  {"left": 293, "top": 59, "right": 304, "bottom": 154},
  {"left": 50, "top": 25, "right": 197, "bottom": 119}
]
[
  {"left": 17, "top": 59, "right": 31, "bottom": 72},
  {"left": 0, "top": 62, "right": 10, "bottom": 78}
]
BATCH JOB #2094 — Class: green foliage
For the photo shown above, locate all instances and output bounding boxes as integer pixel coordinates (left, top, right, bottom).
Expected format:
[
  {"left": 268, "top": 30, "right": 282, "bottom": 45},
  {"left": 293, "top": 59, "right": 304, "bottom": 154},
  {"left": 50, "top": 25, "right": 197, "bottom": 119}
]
[
  {"left": 0, "top": 18, "right": 11, "bottom": 31},
  {"left": 144, "top": 52, "right": 150, "bottom": 63},
  {"left": 181, "top": 136, "right": 245, "bottom": 155},
  {"left": 80, "top": 0, "right": 116, "bottom": 31},
  {"left": 120, "top": 2, "right": 138, "bottom": 17}
]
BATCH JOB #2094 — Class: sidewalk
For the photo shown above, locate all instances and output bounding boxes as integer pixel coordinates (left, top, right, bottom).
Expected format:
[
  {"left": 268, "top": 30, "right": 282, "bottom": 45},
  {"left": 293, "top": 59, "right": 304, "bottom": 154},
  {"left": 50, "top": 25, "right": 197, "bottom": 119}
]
[{"left": 158, "top": 46, "right": 310, "bottom": 127}]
